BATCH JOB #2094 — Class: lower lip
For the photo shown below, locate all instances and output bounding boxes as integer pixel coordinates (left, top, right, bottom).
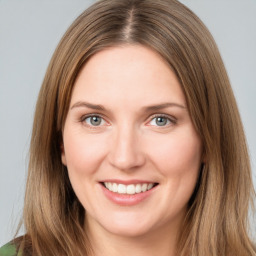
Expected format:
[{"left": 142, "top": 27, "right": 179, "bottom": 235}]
[{"left": 100, "top": 184, "right": 157, "bottom": 206}]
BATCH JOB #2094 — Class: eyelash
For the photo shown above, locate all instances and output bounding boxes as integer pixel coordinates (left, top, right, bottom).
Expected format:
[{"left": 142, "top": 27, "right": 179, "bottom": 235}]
[
  {"left": 80, "top": 114, "right": 107, "bottom": 129},
  {"left": 80, "top": 113, "right": 177, "bottom": 129},
  {"left": 149, "top": 114, "right": 177, "bottom": 127}
]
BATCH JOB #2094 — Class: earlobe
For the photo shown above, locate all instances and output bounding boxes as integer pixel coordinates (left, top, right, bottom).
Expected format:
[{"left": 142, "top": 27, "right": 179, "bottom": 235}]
[{"left": 60, "top": 143, "right": 67, "bottom": 166}]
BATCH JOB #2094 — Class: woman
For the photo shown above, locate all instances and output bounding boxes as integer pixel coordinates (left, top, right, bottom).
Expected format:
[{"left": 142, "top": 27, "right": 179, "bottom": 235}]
[{"left": 0, "top": 0, "right": 255, "bottom": 255}]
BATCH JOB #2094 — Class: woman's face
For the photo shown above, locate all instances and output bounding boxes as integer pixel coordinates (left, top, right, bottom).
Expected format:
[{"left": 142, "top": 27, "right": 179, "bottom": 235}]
[{"left": 62, "top": 45, "right": 202, "bottom": 238}]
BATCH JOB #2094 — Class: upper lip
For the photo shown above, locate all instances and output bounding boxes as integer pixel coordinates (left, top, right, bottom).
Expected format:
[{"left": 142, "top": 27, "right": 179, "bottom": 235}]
[{"left": 99, "top": 179, "right": 158, "bottom": 185}]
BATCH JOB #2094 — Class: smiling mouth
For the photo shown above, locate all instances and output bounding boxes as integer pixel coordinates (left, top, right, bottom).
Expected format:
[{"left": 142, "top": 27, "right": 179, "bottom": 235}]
[{"left": 101, "top": 182, "right": 159, "bottom": 195}]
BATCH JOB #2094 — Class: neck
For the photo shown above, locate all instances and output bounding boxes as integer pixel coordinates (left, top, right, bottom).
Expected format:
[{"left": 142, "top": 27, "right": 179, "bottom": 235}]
[{"left": 85, "top": 216, "right": 181, "bottom": 256}]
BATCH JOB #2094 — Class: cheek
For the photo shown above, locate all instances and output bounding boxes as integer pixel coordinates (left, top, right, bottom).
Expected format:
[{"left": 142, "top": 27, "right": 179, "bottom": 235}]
[
  {"left": 146, "top": 129, "right": 202, "bottom": 216},
  {"left": 63, "top": 130, "right": 107, "bottom": 176},
  {"left": 146, "top": 128, "right": 202, "bottom": 177}
]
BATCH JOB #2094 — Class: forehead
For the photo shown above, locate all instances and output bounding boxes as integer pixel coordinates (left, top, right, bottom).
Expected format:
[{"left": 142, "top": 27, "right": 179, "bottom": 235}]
[{"left": 71, "top": 45, "right": 186, "bottom": 108}]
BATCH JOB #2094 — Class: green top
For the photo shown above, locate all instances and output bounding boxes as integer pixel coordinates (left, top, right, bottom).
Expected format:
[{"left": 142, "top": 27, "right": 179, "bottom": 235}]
[{"left": 0, "top": 242, "right": 22, "bottom": 256}]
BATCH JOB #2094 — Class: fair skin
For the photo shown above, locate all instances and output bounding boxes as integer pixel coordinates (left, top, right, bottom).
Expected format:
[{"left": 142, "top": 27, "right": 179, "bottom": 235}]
[{"left": 62, "top": 45, "right": 202, "bottom": 256}]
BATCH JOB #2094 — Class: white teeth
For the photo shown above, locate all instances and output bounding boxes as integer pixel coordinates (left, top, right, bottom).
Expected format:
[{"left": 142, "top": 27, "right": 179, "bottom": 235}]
[
  {"left": 104, "top": 182, "right": 155, "bottom": 194},
  {"left": 141, "top": 183, "right": 147, "bottom": 192},
  {"left": 127, "top": 184, "right": 135, "bottom": 195},
  {"left": 147, "top": 183, "right": 153, "bottom": 190},
  {"left": 135, "top": 184, "right": 142, "bottom": 193},
  {"left": 112, "top": 183, "right": 118, "bottom": 192},
  {"left": 118, "top": 184, "right": 126, "bottom": 194}
]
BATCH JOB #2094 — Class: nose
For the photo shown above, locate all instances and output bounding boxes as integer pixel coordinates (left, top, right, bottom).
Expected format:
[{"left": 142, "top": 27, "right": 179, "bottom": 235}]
[{"left": 108, "top": 125, "right": 146, "bottom": 171}]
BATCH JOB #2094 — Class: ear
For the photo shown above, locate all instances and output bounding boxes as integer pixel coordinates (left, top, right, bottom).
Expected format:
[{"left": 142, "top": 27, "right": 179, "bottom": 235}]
[{"left": 60, "top": 143, "right": 67, "bottom": 166}]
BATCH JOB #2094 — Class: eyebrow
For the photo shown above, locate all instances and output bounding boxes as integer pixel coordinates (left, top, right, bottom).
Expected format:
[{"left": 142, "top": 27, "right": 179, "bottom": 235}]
[
  {"left": 142, "top": 102, "right": 186, "bottom": 111},
  {"left": 71, "top": 101, "right": 106, "bottom": 111},
  {"left": 70, "top": 101, "right": 186, "bottom": 111}
]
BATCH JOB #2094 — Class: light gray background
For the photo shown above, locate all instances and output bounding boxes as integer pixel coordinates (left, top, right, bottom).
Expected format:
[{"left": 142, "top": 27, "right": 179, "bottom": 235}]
[{"left": 0, "top": 0, "right": 255, "bottom": 246}]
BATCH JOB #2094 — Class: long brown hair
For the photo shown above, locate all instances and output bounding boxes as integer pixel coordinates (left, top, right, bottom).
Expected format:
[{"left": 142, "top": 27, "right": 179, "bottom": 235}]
[{"left": 20, "top": 0, "right": 255, "bottom": 255}]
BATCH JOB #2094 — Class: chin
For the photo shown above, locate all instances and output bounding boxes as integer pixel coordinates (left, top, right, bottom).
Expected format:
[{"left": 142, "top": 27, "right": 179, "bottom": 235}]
[
  {"left": 105, "top": 224, "right": 152, "bottom": 238},
  {"left": 99, "top": 213, "right": 158, "bottom": 238}
]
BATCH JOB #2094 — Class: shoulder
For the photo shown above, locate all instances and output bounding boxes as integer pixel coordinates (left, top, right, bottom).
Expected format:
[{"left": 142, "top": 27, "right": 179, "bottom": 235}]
[{"left": 0, "top": 237, "right": 24, "bottom": 256}]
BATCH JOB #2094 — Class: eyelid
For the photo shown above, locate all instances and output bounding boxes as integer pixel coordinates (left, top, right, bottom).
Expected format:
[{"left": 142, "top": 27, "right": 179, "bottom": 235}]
[
  {"left": 146, "top": 113, "right": 177, "bottom": 126},
  {"left": 80, "top": 113, "right": 109, "bottom": 128},
  {"left": 79, "top": 113, "right": 176, "bottom": 128}
]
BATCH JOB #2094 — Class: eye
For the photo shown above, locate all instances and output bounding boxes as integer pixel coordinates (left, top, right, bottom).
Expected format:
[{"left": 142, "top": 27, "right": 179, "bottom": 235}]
[
  {"left": 83, "top": 115, "right": 106, "bottom": 127},
  {"left": 148, "top": 115, "right": 175, "bottom": 127}
]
